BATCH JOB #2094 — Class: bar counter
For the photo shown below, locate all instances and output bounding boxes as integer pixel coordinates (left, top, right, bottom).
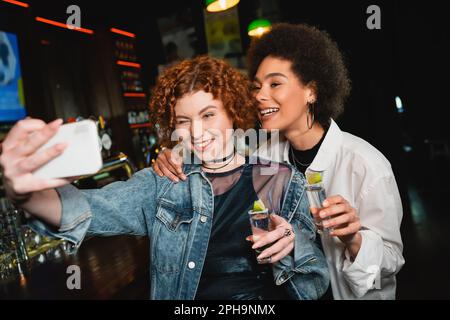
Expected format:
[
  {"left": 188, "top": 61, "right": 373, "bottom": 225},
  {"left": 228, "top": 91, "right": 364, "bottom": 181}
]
[{"left": 0, "top": 236, "right": 150, "bottom": 299}]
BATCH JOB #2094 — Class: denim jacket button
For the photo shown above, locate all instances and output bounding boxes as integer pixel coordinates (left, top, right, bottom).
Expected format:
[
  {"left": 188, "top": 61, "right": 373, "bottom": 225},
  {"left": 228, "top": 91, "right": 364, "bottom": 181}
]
[
  {"left": 200, "top": 215, "right": 207, "bottom": 223},
  {"left": 188, "top": 261, "right": 196, "bottom": 269}
]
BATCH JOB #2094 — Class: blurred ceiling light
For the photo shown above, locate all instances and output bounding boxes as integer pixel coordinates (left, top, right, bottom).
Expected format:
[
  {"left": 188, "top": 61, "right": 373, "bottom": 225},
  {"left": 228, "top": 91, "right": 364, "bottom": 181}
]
[
  {"left": 395, "top": 96, "right": 404, "bottom": 113},
  {"left": 117, "top": 61, "right": 141, "bottom": 68},
  {"left": 248, "top": 19, "right": 272, "bottom": 37},
  {"left": 35, "top": 17, "right": 94, "bottom": 34},
  {"left": 110, "top": 28, "right": 135, "bottom": 38},
  {"left": 2, "top": 0, "right": 29, "bottom": 8},
  {"left": 205, "top": 0, "right": 240, "bottom": 13}
]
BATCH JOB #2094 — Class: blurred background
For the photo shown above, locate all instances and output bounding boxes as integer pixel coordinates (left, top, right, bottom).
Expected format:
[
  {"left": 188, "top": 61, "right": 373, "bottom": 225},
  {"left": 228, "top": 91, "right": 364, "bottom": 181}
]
[{"left": 0, "top": 0, "right": 449, "bottom": 299}]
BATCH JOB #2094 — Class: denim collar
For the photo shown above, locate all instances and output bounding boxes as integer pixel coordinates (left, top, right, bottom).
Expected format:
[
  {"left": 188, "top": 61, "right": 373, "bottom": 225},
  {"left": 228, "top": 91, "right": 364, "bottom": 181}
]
[{"left": 183, "top": 163, "right": 203, "bottom": 176}]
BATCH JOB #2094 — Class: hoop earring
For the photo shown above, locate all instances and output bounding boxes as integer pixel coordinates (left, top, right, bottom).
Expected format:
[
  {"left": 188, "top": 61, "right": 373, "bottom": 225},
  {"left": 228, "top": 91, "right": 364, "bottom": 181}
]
[
  {"left": 257, "top": 120, "right": 262, "bottom": 129},
  {"left": 306, "top": 102, "right": 315, "bottom": 130}
]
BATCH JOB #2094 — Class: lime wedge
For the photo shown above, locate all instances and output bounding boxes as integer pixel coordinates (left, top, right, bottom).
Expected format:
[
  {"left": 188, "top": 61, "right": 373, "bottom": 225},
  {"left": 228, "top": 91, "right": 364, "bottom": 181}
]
[
  {"left": 306, "top": 171, "right": 322, "bottom": 185},
  {"left": 253, "top": 199, "right": 266, "bottom": 212}
]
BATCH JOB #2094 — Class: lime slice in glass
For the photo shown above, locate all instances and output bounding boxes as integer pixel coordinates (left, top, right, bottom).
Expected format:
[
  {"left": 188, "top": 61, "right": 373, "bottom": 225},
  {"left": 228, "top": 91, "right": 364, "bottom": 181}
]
[
  {"left": 253, "top": 199, "right": 266, "bottom": 212},
  {"left": 306, "top": 171, "right": 322, "bottom": 185}
]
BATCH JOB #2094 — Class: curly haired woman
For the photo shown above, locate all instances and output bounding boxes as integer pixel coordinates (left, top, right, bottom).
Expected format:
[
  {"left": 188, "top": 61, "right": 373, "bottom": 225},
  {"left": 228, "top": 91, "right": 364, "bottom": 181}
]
[
  {"left": 154, "top": 24, "right": 405, "bottom": 300},
  {"left": 1, "top": 55, "right": 329, "bottom": 300}
]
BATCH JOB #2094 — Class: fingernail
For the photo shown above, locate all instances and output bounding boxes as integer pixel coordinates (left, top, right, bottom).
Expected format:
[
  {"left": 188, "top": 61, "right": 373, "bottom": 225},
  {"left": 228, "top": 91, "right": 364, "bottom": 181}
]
[
  {"left": 252, "top": 235, "right": 260, "bottom": 241},
  {"left": 320, "top": 212, "right": 327, "bottom": 219},
  {"left": 252, "top": 244, "right": 259, "bottom": 249},
  {"left": 322, "top": 200, "right": 329, "bottom": 207},
  {"left": 55, "top": 143, "right": 67, "bottom": 152},
  {"left": 322, "top": 221, "right": 329, "bottom": 228}
]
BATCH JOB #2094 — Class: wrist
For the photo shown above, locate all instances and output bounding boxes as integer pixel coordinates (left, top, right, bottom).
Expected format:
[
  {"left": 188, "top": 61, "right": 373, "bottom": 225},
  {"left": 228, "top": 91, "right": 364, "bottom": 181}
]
[
  {"left": 344, "top": 232, "right": 362, "bottom": 261},
  {"left": 6, "top": 189, "right": 32, "bottom": 207}
]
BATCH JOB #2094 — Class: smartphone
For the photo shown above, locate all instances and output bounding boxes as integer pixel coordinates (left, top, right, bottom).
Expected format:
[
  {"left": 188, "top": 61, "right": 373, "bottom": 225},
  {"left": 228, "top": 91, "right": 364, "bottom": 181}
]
[{"left": 33, "top": 120, "right": 103, "bottom": 179}]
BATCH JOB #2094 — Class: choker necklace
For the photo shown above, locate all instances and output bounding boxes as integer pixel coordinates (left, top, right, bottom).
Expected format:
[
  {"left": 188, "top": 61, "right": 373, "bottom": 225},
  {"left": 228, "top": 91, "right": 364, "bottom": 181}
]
[
  {"left": 202, "top": 150, "right": 236, "bottom": 170},
  {"left": 202, "top": 148, "right": 236, "bottom": 164}
]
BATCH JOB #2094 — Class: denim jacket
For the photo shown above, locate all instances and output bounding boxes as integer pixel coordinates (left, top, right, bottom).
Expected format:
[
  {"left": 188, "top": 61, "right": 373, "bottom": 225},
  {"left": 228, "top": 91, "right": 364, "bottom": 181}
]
[{"left": 29, "top": 160, "right": 330, "bottom": 300}]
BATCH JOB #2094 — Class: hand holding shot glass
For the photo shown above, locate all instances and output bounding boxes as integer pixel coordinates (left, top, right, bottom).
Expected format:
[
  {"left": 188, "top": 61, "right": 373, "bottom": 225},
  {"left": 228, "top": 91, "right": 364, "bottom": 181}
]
[
  {"left": 306, "top": 170, "right": 332, "bottom": 234},
  {"left": 306, "top": 170, "right": 362, "bottom": 247},
  {"left": 248, "top": 199, "right": 271, "bottom": 254},
  {"left": 247, "top": 199, "right": 295, "bottom": 264}
]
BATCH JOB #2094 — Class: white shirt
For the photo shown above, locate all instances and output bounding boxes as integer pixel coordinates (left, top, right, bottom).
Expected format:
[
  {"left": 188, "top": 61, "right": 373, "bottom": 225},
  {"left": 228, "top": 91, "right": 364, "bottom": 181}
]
[{"left": 256, "top": 119, "right": 405, "bottom": 299}]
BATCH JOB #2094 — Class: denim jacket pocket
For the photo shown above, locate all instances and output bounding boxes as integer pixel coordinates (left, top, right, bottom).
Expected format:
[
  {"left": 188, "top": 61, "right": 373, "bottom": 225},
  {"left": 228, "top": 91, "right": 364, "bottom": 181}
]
[
  {"left": 156, "top": 199, "right": 194, "bottom": 232},
  {"left": 153, "top": 199, "right": 194, "bottom": 274}
]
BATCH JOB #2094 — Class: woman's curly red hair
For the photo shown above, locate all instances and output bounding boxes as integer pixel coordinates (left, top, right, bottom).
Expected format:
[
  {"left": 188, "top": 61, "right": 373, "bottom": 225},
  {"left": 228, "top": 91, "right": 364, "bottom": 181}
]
[{"left": 149, "top": 55, "right": 258, "bottom": 146}]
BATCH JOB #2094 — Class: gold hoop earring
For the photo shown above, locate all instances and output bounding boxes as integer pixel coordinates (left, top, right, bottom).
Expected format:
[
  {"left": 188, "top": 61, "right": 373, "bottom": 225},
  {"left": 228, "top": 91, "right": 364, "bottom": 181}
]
[{"left": 307, "top": 102, "right": 315, "bottom": 129}]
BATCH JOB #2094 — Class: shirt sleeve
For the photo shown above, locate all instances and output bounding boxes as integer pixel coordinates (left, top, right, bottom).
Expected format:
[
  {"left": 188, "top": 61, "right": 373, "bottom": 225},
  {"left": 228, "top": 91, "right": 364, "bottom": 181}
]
[
  {"left": 341, "top": 175, "right": 405, "bottom": 298},
  {"left": 27, "top": 168, "right": 158, "bottom": 253}
]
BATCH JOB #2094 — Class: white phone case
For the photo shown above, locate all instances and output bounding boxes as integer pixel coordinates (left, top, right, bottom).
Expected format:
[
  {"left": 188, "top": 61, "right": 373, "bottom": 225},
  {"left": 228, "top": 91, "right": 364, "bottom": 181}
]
[{"left": 33, "top": 120, "right": 103, "bottom": 179}]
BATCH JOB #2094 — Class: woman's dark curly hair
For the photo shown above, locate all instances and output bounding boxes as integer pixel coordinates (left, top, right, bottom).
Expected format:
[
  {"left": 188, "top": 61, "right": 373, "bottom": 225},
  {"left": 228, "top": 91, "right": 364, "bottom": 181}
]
[
  {"left": 247, "top": 23, "right": 351, "bottom": 128},
  {"left": 150, "top": 55, "right": 258, "bottom": 146}
]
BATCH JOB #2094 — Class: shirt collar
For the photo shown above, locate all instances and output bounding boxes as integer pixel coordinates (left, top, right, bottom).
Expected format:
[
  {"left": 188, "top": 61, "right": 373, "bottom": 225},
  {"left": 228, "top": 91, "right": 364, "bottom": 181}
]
[{"left": 308, "top": 119, "right": 342, "bottom": 171}]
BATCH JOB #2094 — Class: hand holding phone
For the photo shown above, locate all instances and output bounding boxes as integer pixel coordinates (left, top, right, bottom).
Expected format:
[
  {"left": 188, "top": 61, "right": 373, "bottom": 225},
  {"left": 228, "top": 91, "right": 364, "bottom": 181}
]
[
  {"left": 33, "top": 120, "right": 103, "bottom": 179},
  {"left": 1, "top": 118, "right": 98, "bottom": 204}
]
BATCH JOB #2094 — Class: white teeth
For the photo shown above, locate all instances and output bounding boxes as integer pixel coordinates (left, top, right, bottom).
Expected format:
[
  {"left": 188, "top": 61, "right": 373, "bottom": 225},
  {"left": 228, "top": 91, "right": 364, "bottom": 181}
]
[
  {"left": 194, "top": 139, "right": 212, "bottom": 148},
  {"left": 260, "top": 108, "right": 279, "bottom": 116}
]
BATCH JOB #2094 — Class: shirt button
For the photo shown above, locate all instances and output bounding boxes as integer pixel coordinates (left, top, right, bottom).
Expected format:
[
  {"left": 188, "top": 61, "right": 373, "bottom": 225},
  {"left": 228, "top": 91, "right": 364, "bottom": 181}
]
[
  {"left": 188, "top": 261, "right": 196, "bottom": 269},
  {"left": 200, "top": 216, "right": 207, "bottom": 223}
]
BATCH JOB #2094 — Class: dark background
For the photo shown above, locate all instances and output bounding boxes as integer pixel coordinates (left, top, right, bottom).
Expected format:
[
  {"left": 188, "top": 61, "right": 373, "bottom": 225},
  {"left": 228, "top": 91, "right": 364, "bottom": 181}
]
[
  {"left": 1, "top": 0, "right": 449, "bottom": 299},
  {"left": 1, "top": 0, "right": 447, "bottom": 161}
]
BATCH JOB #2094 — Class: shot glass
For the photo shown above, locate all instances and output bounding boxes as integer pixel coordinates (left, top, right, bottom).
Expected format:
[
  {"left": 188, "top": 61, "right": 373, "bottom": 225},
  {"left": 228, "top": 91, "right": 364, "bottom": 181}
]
[{"left": 248, "top": 208, "right": 270, "bottom": 254}]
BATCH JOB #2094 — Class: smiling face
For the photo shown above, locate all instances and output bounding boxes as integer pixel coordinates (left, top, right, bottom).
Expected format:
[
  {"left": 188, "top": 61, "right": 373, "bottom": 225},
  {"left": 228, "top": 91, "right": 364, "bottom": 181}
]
[
  {"left": 253, "top": 56, "right": 316, "bottom": 133},
  {"left": 174, "top": 90, "right": 234, "bottom": 162}
]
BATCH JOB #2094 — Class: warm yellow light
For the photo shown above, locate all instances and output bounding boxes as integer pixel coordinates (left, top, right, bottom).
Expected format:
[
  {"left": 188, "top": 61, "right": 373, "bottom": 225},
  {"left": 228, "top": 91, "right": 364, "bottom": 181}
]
[
  {"left": 206, "top": 0, "right": 240, "bottom": 12},
  {"left": 248, "top": 26, "right": 271, "bottom": 37},
  {"left": 247, "top": 19, "right": 272, "bottom": 37}
]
